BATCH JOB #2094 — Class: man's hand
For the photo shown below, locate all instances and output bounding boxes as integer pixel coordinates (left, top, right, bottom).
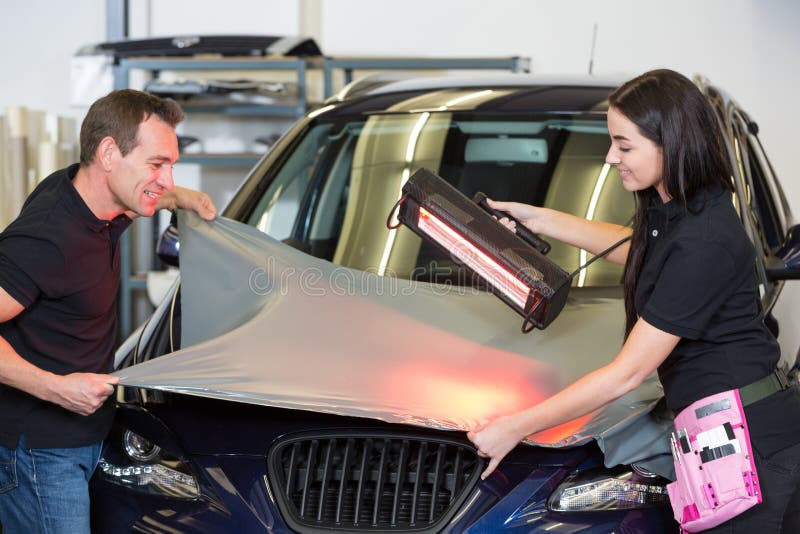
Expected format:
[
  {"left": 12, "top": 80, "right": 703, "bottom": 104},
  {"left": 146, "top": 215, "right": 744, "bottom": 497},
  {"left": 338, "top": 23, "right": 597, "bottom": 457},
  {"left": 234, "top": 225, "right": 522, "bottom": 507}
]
[
  {"left": 48, "top": 373, "right": 120, "bottom": 416},
  {"left": 159, "top": 185, "right": 217, "bottom": 221}
]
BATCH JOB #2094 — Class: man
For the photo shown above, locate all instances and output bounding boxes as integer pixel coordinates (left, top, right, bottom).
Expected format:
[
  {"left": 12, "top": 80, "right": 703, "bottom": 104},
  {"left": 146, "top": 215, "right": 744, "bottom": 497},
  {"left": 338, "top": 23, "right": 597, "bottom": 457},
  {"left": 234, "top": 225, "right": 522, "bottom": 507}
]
[{"left": 0, "top": 89, "right": 216, "bottom": 532}]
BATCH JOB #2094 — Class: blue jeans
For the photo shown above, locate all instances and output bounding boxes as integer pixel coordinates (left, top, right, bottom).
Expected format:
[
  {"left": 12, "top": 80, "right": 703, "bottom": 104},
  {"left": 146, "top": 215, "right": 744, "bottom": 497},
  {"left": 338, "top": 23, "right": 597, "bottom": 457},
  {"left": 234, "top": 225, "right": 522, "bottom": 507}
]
[{"left": 0, "top": 435, "right": 102, "bottom": 534}]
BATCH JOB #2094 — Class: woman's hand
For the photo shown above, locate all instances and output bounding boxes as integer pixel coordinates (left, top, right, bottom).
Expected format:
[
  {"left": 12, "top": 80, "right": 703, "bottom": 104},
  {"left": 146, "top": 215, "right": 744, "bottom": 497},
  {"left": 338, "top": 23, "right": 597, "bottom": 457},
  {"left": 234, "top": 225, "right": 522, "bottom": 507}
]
[
  {"left": 467, "top": 415, "right": 527, "bottom": 480},
  {"left": 486, "top": 198, "right": 547, "bottom": 235}
]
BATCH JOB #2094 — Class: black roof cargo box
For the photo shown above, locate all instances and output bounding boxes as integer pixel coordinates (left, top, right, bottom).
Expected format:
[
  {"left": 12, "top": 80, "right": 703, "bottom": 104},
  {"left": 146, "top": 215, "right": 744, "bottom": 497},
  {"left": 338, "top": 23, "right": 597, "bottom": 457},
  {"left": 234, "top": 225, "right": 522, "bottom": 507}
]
[{"left": 76, "top": 35, "right": 322, "bottom": 61}]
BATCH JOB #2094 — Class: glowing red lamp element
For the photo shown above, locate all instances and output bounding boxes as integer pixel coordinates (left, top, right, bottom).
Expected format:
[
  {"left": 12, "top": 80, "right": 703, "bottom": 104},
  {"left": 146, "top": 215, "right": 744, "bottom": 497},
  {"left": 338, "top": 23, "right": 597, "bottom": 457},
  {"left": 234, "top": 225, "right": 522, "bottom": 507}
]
[{"left": 417, "top": 207, "right": 532, "bottom": 310}]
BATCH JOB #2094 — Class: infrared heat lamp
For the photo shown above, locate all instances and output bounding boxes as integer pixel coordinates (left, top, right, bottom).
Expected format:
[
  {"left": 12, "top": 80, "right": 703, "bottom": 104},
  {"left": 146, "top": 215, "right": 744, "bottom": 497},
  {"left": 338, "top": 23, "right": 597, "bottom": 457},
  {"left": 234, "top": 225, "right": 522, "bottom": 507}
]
[{"left": 391, "top": 168, "right": 571, "bottom": 331}]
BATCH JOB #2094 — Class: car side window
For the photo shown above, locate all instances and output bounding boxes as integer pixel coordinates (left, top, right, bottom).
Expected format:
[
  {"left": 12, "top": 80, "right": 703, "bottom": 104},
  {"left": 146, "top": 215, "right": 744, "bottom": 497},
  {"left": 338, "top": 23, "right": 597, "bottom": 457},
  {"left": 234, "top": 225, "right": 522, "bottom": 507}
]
[
  {"left": 746, "top": 140, "right": 782, "bottom": 251},
  {"left": 304, "top": 134, "right": 356, "bottom": 259},
  {"left": 731, "top": 111, "right": 786, "bottom": 256},
  {"left": 746, "top": 133, "right": 786, "bottom": 251},
  {"left": 247, "top": 124, "right": 334, "bottom": 240},
  {"left": 728, "top": 110, "right": 787, "bottom": 306}
]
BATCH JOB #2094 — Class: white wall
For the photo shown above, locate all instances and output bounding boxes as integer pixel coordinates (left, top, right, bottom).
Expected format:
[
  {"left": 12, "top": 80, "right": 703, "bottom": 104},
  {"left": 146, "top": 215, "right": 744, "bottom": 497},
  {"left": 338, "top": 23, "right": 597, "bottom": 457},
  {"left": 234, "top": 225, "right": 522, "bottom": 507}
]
[{"left": 129, "top": 0, "right": 299, "bottom": 38}]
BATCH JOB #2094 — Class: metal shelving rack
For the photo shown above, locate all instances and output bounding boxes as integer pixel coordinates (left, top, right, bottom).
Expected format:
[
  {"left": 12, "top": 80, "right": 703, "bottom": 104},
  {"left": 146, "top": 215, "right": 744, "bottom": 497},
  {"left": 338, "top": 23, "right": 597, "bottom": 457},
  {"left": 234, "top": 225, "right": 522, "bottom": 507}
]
[
  {"left": 113, "top": 56, "right": 312, "bottom": 101},
  {"left": 116, "top": 54, "right": 531, "bottom": 338}
]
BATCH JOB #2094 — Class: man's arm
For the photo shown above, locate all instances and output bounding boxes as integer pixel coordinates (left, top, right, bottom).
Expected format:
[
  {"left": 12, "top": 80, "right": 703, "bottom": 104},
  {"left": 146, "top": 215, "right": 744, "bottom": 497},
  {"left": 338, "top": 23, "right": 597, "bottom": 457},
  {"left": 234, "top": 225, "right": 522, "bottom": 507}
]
[
  {"left": 157, "top": 185, "right": 217, "bottom": 220},
  {"left": 125, "top": 185, "right": 217, "bottom": 221},
  {"left": 0, "top": 287, "right": 118, "bottom": 416}
]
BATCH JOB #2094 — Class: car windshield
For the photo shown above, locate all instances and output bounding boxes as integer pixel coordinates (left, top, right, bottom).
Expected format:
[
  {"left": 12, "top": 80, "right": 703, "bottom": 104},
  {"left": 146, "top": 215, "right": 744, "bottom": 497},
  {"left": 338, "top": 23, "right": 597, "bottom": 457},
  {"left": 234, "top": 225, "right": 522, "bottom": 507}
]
[{"left": 246, "top": 112, "right": 633, "bottom": 287}]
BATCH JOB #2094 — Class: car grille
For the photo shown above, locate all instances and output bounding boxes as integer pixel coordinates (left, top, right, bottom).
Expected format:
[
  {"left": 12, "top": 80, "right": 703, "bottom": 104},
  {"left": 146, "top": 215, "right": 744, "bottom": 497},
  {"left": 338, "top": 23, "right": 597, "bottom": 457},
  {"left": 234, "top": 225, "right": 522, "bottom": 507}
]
[{"left": 267, "top": 432, "right": 481, "bottom": 532}]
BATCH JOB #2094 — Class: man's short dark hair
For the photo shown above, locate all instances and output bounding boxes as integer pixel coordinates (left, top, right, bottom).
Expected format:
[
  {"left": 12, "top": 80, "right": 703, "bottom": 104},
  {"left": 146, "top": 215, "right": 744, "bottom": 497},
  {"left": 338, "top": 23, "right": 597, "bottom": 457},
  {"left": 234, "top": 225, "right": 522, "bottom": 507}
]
[{"left": 79, "top": 89, "right": 184, "bottom": 166}]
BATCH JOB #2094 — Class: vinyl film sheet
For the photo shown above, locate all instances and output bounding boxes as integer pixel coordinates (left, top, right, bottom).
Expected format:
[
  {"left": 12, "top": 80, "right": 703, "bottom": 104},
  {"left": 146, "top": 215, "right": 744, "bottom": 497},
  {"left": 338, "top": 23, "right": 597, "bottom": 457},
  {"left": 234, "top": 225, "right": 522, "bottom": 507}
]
[{"left": 115, "top": 211, "right": 673, "bottom": 474}]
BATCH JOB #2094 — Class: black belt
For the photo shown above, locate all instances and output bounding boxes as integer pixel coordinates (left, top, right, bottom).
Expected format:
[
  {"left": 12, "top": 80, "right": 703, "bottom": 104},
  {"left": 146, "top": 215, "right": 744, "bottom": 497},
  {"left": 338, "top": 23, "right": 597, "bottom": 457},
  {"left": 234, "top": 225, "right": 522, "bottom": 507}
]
[{"left": 739, "top": 367, "right": 792, "bottom": 407}]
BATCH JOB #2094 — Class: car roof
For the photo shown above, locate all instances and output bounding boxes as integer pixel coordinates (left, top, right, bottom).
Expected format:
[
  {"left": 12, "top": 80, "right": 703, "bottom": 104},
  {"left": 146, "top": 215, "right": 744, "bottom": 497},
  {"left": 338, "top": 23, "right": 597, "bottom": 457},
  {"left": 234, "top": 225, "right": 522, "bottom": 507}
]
[
  {"left": 346, "top": 73, "right": 627, "bottom": 96},
  {"left": 321, "top": 73, "right": 628, "bottom": 117}
]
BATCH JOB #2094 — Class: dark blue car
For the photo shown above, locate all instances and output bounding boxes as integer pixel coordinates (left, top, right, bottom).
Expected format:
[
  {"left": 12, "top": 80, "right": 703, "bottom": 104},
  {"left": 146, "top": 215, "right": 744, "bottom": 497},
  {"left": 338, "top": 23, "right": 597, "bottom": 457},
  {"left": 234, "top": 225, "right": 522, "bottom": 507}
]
[{"left": 90, "top": 74, "right": 799, "bottom": 533}]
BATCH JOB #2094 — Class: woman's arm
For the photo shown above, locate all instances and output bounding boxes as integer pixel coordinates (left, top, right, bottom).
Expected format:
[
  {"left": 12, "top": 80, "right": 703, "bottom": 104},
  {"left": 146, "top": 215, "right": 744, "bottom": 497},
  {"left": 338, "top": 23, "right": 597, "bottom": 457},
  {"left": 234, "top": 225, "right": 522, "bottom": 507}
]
[
  {"left": 467, "top": 317, "right": 679, "bottom": 479},
  {"left": 486, "top": 199, "right": 632, "bottom": 265}
]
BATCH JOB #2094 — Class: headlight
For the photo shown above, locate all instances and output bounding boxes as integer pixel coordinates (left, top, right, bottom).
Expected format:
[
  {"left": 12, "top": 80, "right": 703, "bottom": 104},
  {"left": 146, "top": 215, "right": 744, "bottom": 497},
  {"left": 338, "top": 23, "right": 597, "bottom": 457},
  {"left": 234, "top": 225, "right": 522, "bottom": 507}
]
[
  {"left": 122, "top": 430, "right": 161, "bottom": 461},
  {"left": 548, "top": 466, "right": 670, "bottom": 512},
  {"left": 96, "top": 430, "right": 199, "bottom": 499}
]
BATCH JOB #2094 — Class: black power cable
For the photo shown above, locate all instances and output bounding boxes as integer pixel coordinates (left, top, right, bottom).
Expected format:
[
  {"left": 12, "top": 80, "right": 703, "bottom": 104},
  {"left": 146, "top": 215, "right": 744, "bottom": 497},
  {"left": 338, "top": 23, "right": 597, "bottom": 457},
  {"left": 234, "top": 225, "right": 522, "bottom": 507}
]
[{"left": 522, "top": 234, "right": 632, "bottom": 333}]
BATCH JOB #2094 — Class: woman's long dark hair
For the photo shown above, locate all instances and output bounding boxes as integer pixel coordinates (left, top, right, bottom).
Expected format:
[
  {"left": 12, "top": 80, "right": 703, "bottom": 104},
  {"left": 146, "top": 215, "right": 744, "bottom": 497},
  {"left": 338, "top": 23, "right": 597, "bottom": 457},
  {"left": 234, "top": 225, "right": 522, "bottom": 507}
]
[{"left": 609, "top": 69, "right": 733, "bottom": 337}]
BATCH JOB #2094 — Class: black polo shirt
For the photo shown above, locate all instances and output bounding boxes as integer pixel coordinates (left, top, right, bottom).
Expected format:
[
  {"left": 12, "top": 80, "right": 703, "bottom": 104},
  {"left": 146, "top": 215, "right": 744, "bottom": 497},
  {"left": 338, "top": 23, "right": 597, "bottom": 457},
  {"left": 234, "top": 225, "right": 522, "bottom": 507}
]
[
  {"left": 0, "top": 163, "right": 132, "bottom": 448},
  {"left": 636, "top": 183, "right": 800, "bottom": 456}
]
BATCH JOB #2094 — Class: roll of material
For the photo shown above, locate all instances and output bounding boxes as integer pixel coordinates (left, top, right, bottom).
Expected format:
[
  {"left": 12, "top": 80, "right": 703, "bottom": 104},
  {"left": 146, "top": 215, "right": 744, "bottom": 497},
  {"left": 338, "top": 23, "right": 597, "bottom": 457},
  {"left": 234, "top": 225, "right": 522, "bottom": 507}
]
[
  {"left": 5, "top": 106, "right": 27, "bottom": 137},
  {"left": 26, "top": 110, "right": 44, "bottom": 179},
  {"left": 37, "top": 141, "right": 59, "bottom": 184},
  {"left": 4, "top": 106, "right": 31, "bottom": 225},
  {"left": 59, "top": 117, "right": 78, "bottom": 145},
  {"left": 44, "top": 114, "right": 60, "bottom": 143},
  {"left": 0, "top": 115, "right": 7, "bottom": 228},
  {"left": 61, "top": 143, "right": 78, "bottom": 167},
  {"left": 8, "top": 137, "right": 29, "bottom": 221},
  {"left": 1, "top": 108, "right": 78, "bottom": 228}
]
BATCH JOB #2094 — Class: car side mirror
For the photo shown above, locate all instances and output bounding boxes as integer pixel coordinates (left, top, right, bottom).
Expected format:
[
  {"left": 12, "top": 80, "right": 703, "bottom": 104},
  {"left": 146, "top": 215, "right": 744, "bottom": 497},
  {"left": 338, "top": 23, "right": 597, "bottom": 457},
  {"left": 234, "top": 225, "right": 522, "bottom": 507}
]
[
  {"left": 766, "top": 224, "right": 800, "bottom": 281},
  {"left": 156, "top": 212, "right": 180, "bottom": 267}
]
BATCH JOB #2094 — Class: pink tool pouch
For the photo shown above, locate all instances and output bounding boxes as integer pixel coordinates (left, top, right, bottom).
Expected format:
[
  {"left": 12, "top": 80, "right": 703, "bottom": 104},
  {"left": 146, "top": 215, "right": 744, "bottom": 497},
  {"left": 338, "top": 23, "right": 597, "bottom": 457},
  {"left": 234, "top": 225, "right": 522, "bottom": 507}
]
[{"left": 666, "top": 389, "right": 761, "bottom": 532}]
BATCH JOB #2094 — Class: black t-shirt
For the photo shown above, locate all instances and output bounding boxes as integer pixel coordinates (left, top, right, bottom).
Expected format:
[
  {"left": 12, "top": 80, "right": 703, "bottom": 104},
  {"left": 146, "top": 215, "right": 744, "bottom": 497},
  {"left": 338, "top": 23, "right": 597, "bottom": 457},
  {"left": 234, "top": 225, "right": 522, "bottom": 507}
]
[
  {"left": 0, "top": 164, "right": 132, "bottom": 448},
  {"left": 636, "top": 183, "right": 800, "bottom": 457}
]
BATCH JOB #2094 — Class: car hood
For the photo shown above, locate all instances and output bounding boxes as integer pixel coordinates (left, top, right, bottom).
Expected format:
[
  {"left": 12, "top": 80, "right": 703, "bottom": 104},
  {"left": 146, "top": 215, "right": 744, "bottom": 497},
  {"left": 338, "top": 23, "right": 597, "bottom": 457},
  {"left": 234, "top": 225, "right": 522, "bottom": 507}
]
[{"left": 115, "top": 211, "right": 672, "bottom": 474}]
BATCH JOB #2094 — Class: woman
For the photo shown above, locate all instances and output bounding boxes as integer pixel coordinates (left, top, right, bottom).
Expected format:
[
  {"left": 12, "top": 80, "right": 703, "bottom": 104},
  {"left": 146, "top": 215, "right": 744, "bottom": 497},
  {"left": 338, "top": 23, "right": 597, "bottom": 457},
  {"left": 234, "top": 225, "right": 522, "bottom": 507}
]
[{"left": 467, "top": 69, "right": 800, "bottom": 532}]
